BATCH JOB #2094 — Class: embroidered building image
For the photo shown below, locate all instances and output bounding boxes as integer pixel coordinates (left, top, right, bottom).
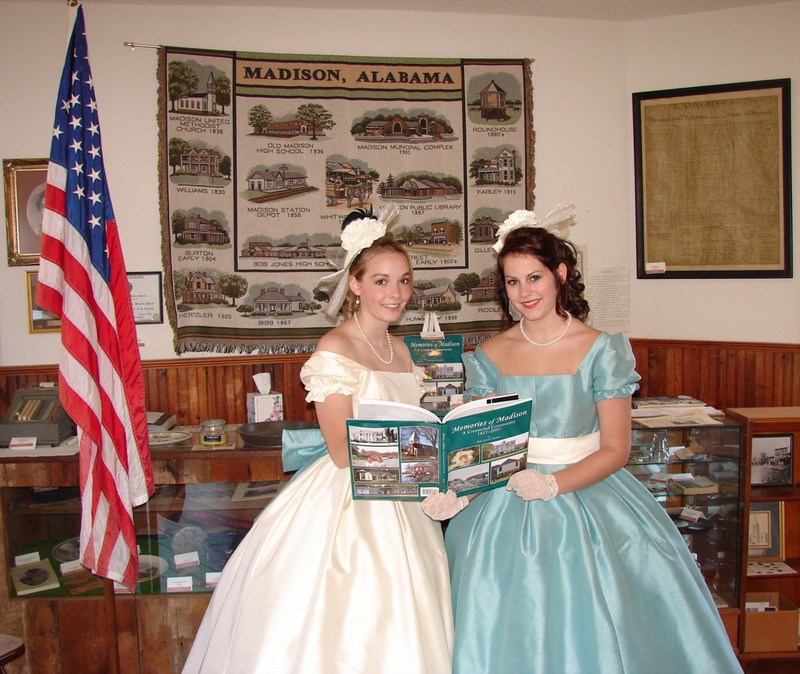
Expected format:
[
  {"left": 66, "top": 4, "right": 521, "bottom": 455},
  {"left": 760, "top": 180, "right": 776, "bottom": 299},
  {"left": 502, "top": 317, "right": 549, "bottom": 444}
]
[
  {"left": 325, "top": 161, "right": 376, "bottom": 207},
  {"left": 240, "top": 240, "right": 328, "bottom": 259},
  {"left": 182, "top": 272, "right": 225, "bottom": 304},
  {"left": 352, "top": 113, "right": 452, "bottom": 140},
  {"left": 479, "top": 79, "right": 507, "bottom": 120},
  {"left": 469, "top": 215, "right": 500, "bottom": 244},
  {"left": 181, "top": 147, "right": 222, "bottom": 177},
  {"left": 177, "top": 214, "right": 230, "bottom": 245},
  {"left": 245, "top": 164, "right": 315, "bottom": 202},
  {"left": 379, "top": 174, "right": 462, "bottom": 200},
  {"left": 252, "top": 287, "right": 306, "bottom": 315},
  {"left": 407, "top": 284, "right": 459, "bottom": 311},
  {"left": 471, "top": 147, "right": 519, "bottom": 185},
  {"left": 470, "top": 272, "right": 500, "bottom": 302},
  {"left": 170, "top": 71, "right": 222, "bottom": 115}
]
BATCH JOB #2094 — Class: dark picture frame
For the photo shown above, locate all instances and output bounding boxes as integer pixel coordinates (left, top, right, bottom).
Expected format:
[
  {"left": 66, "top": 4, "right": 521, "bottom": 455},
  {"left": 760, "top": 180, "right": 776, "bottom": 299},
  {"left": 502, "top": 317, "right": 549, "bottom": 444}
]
[
  {"left": 751, "top": 434, "right": 793, "bottom": 487},
  {"left": 747, "top": 501, "right": 784, "bottom": 562},
  {"left": 3, "top": 158, "right": 48, "bottom": 267},
  {"left": 633, "top": 79, "right": 792, "bottom": 279},
  {"left": 127, "top": 272, "right": 164, "bottom": 325}
]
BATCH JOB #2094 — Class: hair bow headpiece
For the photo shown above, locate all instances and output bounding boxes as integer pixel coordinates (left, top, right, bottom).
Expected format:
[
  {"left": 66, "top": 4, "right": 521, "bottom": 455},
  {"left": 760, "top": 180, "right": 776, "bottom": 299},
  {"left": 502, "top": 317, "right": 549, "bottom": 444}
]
[
  {"left": 318, "top": 202, "right": 400, "bottom": 317},
  {"left": 492, "top": 201, "right": 576, "bottom": 253}
]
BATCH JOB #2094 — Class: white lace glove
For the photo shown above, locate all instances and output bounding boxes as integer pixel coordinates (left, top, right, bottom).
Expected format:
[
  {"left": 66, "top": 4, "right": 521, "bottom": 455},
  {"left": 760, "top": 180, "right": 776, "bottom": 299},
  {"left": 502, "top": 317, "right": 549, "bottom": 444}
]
[
  {"left": 421, "top": 490, "right": 469, "bottom": 521},
  {"left": 506, "top": 469, "right": 559, "bottom": 501}
]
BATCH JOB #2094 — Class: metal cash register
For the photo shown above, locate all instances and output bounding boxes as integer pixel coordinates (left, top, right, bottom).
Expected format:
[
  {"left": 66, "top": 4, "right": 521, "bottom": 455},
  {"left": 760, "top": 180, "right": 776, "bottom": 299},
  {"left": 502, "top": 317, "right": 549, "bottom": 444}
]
[{"left": 0, "top": 386, "right": 76, "bottom": 447}]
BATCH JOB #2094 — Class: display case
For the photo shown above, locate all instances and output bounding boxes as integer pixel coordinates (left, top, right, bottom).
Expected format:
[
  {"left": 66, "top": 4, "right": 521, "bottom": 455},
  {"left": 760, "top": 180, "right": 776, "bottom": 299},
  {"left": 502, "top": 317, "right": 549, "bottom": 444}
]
[
  {"left": 626, "top": 416, "right": 743, "bottom": 644},
  {"left": 0, "top": 426, "right": 297, "bottom": 674},
  {"left": 3, "top": 480, "right": 285, "bottom": 598}
]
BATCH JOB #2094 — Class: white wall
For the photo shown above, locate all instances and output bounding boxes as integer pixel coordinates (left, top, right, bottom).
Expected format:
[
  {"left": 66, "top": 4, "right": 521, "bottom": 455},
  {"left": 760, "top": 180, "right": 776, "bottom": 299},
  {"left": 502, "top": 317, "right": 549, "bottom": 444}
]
[{"left": 0, "top": 1, "right": 798, "bottom": 366}]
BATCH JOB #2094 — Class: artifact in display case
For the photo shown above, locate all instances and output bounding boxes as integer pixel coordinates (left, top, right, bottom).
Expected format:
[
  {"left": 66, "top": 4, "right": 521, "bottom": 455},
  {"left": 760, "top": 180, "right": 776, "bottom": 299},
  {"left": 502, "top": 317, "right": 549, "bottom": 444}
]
[
  {"left": 3, "top": 480, "right": 286, "bottom": 598},
  {"left": 626, "top": 416, "right": 743, "bottom": 612}
]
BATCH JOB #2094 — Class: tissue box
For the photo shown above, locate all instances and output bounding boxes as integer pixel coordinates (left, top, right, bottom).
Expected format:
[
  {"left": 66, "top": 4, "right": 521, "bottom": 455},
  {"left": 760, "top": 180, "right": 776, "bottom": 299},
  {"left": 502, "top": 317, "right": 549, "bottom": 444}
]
[
  {"left": 246, "top": 392, "right": 284, "bottom": 423},
  {"left": 744, "top": 592, "right": 799, "bottom": 653}
]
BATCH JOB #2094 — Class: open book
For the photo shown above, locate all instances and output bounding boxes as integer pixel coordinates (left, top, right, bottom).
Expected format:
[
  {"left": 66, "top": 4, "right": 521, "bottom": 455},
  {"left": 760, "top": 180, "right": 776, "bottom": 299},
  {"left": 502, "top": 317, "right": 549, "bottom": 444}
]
[{"left": 347, "top": 394, "right": 532, "bottom": 500}]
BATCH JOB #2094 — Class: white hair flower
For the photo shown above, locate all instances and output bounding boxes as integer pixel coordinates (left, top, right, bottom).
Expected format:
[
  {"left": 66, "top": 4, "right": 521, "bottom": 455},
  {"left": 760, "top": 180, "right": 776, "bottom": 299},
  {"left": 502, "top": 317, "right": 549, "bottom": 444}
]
[
  {"left": 492, "top": 210, "right": 538, "bottom": 253},
  {"left": 492, "top": 202, "right": 575, "bottom": 253},
  {"left": 340, "top": 217, "right": 387, "bottom": 264}
]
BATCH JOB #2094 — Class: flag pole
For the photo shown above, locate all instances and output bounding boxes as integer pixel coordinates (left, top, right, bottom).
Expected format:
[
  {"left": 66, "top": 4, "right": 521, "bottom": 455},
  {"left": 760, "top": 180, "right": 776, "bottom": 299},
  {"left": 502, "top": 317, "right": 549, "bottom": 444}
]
[{"left": 104, "top": 579, "right": 121, "bottom": 674}]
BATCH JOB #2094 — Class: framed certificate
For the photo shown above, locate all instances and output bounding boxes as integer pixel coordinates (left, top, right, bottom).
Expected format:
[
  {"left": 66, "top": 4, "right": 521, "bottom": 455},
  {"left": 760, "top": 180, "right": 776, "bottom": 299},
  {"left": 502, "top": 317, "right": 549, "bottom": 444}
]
[
  {"left": 127, "top": 272, "right": 164, "bottom": 324},
  {"left": 633, "top": 79, "right": 792, "bottom": 279}
]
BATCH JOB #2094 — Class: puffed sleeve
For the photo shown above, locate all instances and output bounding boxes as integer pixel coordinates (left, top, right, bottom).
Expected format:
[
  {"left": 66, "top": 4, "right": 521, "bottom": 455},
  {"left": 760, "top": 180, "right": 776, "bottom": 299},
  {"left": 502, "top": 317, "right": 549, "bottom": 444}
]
[
  {"left": 300, "top": 351, "right": 363, "bottom": 403},
  {"left": 462, "top": 346, "right": 499, "bottom": 400},
  {"left": 592, "top": 332, "right": 641, "bottom": 402}
]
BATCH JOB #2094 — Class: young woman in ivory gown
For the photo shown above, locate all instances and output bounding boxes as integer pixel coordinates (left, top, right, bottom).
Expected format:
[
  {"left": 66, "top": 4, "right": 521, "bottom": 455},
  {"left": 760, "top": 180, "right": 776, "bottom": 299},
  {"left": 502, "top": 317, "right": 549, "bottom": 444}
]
[
  {"left": 183, "top": 205, "right": 453, "bottom": 674},
  {"left": 423, "top": 206, "right": 742, "bottom": 674}
]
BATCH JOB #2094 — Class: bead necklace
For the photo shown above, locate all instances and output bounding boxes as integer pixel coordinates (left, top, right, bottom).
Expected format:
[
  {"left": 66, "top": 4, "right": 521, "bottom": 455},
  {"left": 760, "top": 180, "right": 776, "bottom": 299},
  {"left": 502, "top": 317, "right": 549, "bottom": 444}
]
[
  {"left": 353, "top": 312, "right": 394, "bottom": 365},
  {"left": 519, "top": 314, "right": 572, "bottom": 347}
]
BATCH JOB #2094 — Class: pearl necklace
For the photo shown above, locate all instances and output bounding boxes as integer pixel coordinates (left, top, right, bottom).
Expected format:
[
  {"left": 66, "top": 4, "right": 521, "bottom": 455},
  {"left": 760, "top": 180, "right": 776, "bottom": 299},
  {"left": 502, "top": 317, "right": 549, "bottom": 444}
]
[
  {"left": 519, "top": 314, "right": 572, "bottom": 347},
  {"left": 353, "top": 312, "right": 394, "bottom": 365}
]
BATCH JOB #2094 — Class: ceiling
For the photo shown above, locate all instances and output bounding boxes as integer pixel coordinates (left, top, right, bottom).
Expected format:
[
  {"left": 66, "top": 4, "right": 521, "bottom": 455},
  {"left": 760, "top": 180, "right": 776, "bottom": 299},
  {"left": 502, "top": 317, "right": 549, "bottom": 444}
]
[{"left": 7, "top": 0, "right": 790, "bottom": 21}]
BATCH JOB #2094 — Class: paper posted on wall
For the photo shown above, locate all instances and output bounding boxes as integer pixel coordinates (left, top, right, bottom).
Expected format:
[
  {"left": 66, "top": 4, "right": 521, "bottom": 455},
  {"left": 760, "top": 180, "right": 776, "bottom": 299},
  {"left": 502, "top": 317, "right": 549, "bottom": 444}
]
[{"left": 347, "top": 394, "right": 532, "bottom": 500}]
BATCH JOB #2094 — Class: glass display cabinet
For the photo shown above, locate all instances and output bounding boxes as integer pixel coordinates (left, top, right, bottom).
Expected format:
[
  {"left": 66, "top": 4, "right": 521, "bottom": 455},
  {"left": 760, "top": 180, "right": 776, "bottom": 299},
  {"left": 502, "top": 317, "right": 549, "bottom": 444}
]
[
  {"left": 626, "top": 416, "right": 743, "bottom": 644},
  {"left": 3, "top": 480, "right": 285, "bottom": 597}
]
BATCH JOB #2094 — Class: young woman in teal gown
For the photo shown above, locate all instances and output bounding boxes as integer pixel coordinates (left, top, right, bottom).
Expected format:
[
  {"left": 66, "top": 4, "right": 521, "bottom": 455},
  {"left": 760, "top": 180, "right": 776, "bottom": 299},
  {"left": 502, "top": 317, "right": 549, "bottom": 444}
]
[
  {"left": 183, "top": 206, "right": 453, "bottom": 673},
  {"left": 423, "top": 208, "right": 742, "bottom": 673}
]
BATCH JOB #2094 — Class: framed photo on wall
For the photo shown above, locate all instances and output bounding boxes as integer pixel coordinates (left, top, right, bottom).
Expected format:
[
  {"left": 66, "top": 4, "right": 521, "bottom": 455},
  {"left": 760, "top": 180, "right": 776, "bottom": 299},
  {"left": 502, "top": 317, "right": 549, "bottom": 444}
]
[
  {"left": 751, "top": 434, "right": 793, "bottom": 487},
  {"left": 633, "top": 79, "right": 792, "bottom": 279},
  {"left": 747, "top": 501, "right": 784, "bottom": 562},
  {"left": 3, "top": 158, "right": 48, "bottom": 266},
  {"left": 26, "top": 271, "right": 61, "bottom": 333}
]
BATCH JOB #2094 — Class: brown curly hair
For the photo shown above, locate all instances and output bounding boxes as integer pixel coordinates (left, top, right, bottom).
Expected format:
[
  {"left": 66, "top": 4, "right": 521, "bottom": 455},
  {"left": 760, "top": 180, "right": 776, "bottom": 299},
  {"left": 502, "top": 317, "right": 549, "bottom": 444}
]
[{"left": 496, "top": 227, "right": 589, "bottom": 328}]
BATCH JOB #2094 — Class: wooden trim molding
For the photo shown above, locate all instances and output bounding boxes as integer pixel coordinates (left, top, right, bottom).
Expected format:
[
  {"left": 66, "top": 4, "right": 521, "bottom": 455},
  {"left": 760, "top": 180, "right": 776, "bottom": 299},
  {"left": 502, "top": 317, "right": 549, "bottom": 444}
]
[{"left": 2, "top": 340, "right": 800, "bottom": 423}]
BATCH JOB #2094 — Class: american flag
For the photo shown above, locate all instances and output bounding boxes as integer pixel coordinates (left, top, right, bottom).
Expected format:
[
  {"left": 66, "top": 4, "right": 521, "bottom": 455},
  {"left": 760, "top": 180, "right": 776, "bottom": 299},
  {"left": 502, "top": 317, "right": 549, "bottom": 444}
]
[{"left": 36, "top": 3, "right": 154, "bottom": 592}]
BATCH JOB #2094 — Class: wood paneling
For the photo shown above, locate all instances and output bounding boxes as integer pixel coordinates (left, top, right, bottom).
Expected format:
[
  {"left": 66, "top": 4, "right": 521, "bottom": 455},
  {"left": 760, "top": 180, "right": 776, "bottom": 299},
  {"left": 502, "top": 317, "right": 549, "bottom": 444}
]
[
  {"left": 2, "top": 341, "right": 800, "bottom": 424},
  {"left": 630, "top": 340, "right": 800, "bottom": 410},
  {"left": 0, "top": 354, "right": 316, "bottom": 425}
]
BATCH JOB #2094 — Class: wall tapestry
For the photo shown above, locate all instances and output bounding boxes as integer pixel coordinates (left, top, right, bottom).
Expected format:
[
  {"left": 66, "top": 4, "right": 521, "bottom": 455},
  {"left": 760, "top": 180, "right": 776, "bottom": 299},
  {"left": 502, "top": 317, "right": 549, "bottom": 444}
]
[{"left": 158, "top": 48, "right": 534, "bottom": 354}]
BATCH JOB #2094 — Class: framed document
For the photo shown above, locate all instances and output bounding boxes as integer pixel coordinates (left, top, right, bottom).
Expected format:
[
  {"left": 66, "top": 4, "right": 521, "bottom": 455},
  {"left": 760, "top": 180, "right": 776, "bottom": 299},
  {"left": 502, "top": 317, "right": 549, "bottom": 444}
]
[
  {"left": 127, "top": 272, "right": 164, "bottom": 324},
  {"left": 633, "top": 79, "right": 792, "bottom": 279},
  {"left": 747, "top": 501, "right": 784, "bottom": 562}
]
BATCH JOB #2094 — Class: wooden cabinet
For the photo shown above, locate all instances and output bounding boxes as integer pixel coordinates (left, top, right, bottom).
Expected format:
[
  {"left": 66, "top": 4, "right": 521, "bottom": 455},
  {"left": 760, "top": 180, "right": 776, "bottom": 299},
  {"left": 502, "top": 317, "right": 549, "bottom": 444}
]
[
  {"left": 726, "top": 407, "right": 800, "bottom": 663},
  {"left": 0, "top": 432, "right": 293, "bottom": 674}
]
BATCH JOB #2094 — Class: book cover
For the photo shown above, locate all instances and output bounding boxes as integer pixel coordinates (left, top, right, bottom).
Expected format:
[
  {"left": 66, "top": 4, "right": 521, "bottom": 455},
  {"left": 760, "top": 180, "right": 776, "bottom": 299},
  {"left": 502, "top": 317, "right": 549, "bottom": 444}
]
[
  {"left": 147, "top": 411, "right": 177, "bottom": 431},
  {"left": 405, "top": 335, "right": 464, "bottom": 416},
  {"left": 11, "top": 558, "right": 60, "bottom": 596},
  {"left": 633, "top": 395, "right": 705, "bottom": 408},
  {"left": 671, "top": 475, "right": 719, "bottom": 495},
  {"left": 347, "top": 394, "right": 532, "bottom": 500}
]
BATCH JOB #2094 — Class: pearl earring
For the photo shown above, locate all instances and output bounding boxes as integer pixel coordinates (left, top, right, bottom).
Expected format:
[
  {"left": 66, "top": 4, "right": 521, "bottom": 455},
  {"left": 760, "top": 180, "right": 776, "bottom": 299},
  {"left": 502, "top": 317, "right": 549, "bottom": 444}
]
[{"left": 355, "top": 296, "right": 360, "bottom": 307}]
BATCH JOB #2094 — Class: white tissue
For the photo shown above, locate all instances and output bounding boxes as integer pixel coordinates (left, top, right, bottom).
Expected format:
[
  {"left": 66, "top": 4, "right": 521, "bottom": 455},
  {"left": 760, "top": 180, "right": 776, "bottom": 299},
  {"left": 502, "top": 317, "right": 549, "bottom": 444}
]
[{"left": 253, "top": 373, "right": 272, "bottom": 394}]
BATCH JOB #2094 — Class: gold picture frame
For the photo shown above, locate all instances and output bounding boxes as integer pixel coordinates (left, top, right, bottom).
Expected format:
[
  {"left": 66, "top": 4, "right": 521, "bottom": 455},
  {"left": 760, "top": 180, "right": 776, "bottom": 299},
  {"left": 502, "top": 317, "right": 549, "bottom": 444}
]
[
  {"left": 3, "top": 158, "right": 48, "bottom": 266},
  {"left": 26, "top": 271, "right": 61, "bottom": 334},
  {"left": 747, "top": 501, "right": 784, "bottom": 562},
  {"left": 633, "top": 79, "right": 792, "bottom": 279}
]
